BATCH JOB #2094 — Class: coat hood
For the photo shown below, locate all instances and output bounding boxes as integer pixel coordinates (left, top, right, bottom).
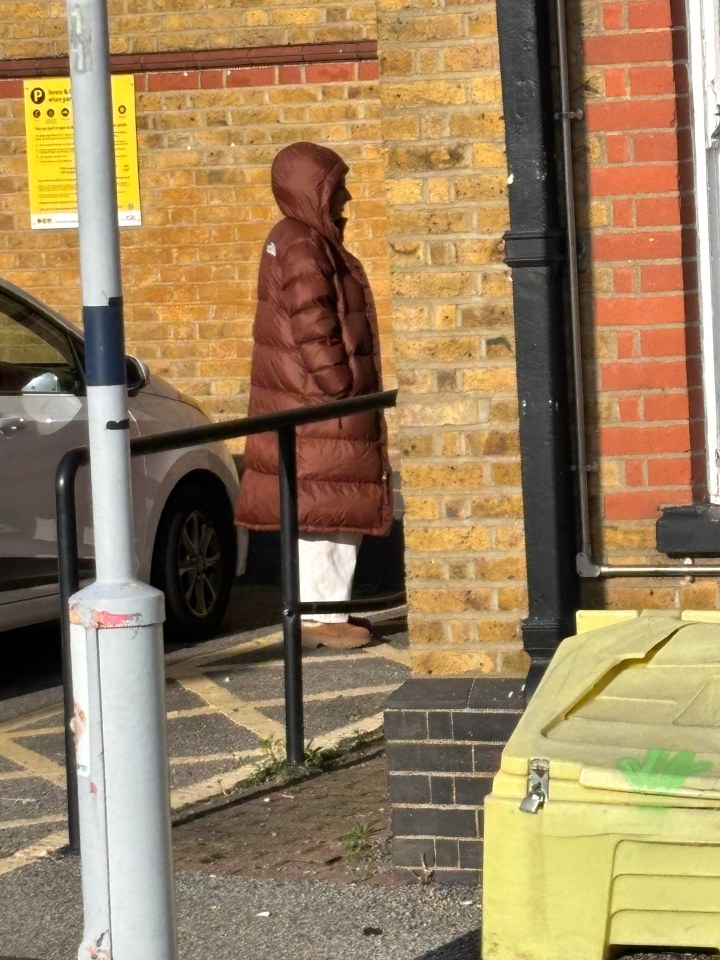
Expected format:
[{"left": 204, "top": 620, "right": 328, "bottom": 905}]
[{"left": 271, "top": 142, "right": 349, "bottom": 241}]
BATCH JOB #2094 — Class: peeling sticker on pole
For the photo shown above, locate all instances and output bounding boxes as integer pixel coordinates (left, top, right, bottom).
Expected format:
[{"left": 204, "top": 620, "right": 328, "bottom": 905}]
[
  {"left": 85, "top": 930, "right": 111, "bottom": 959},
  {"left": 68, "top": 3, "right": 93, "bottom": 74},
  {"left": 70, "top": 701, "right": 86, "bottom": 751},
  {"left": 69, "top": 603, "right": 141, "bottom": 629},
  {"left": 92, "top": 609, "right": 141, "bottom": 628},
  {"left": 70, "top": 622, "right": 90, "bottom": 777}
]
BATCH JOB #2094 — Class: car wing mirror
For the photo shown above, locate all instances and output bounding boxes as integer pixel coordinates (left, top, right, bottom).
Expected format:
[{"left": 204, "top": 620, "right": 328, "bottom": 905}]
[
  {"left": 22, "top": 371, "right": 62, "bottom": 393},
  {"left": 127, "top": 355, "right": 149, "bottom": 395}
]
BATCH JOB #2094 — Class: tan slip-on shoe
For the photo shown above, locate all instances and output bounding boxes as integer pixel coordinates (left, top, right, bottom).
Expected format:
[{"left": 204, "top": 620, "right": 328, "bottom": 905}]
[{"left": 301, "top": 621, "right": 372, "bottom": 650}]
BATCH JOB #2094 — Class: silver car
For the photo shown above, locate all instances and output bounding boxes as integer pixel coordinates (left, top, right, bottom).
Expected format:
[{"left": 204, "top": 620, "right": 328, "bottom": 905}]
[{"left": 0, "top": 278, "right": 247, "bottom": 641}]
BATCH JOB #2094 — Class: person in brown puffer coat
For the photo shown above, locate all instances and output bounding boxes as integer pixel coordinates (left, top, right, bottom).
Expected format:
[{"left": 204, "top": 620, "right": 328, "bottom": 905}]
[{"left": 234, "top": 141, "right": 393, "bottom": 649}]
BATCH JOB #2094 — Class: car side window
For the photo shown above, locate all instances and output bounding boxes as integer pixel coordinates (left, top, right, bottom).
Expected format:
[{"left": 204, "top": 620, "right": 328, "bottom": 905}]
[{"left": 0, "top": 293, "right": 82, "bottom": 396}]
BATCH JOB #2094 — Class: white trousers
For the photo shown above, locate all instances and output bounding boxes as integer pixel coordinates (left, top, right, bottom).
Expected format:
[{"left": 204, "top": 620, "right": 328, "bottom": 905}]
[{"left": 298, "top": 532, "right": 362, "bottom": 623}]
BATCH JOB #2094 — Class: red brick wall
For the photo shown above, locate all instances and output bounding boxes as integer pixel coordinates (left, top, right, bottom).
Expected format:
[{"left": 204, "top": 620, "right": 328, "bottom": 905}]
[
  {"left": 570, "top": 0, "right": 720, "bottom": 613},
  {"left": 579, "top": 0, "right": 701, "bottom": 535}
]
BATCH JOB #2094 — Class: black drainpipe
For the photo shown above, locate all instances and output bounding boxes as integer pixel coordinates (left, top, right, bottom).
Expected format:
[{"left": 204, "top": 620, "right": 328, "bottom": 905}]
[{"left": 495, "top": 0, "right": 579, "bottom": 694}]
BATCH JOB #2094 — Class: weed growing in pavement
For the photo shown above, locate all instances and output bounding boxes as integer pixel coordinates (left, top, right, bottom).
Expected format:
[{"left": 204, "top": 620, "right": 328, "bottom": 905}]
[
  {"left": 334, "top": 726, "right": 384, "bottom": 754},
  {"left": 412, "top": 853, "right": 435, "bottom": 886},
  {"left": 302, "top": 741, "right": 329, "bottom": 772},
  {"left": 246, "top": 737, "right": 334, "bottom": 786},
  {"left": 195, "top": 728, "right": 389, "bottom": 806},
  {"left": 343, "top": 818, "right": 379, "bottom": 860},
  {"left": 341, "top": 816, "right": 393, "bottom": 881},
  {"left": 247, "top": 726, "right": 386, "bottom": 788},
  {"left": 246, "top": 737, "right": 289, "bottom": 785}
]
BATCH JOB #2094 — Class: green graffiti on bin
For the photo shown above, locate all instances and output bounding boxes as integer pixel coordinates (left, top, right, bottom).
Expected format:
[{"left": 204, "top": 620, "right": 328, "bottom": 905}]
[{"left": 617, "top": 749, "right": 712, "bottom": 793}]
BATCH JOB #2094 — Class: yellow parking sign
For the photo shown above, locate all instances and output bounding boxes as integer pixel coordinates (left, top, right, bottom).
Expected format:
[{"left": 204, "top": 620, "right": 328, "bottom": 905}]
[{"left": 24, "top": 75, "right": 141, "bottom": 230}]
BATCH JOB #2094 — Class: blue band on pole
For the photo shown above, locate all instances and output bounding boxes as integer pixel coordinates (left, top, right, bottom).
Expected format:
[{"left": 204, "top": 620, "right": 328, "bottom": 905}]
[{"left": 84, "top": 300, "right": 126, "bottom": 386}]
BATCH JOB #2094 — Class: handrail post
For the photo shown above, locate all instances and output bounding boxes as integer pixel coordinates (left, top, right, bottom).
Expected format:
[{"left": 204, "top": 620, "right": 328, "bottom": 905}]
[
  {"left": 278, "top": 424, "right": 304, "bottom": 766},
  {"left": 55, "top": 447, "right": 85, "bottom": 854},
  {"left": 54, "top": 390, "right": 398, "bottom": 807}
]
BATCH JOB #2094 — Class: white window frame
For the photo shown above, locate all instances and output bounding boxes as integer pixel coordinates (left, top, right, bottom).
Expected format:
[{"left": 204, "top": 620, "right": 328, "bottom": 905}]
[{"left": 688, "top": 0, "right": 720, "bottom": 499}]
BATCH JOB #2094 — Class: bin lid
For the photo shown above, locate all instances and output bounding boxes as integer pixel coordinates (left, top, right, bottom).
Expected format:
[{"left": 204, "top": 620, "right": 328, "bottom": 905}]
[{"left": 503, "top": 616, "right": 720, "bottom": 799}]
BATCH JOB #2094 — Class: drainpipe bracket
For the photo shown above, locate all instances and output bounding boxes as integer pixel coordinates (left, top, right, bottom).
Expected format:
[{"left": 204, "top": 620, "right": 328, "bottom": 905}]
[
  {"left": 503, "top": 229, "right": 565, "bottom": 268},
  {"left": 576, "top": 552, "right": 602, "bottom": 578}
]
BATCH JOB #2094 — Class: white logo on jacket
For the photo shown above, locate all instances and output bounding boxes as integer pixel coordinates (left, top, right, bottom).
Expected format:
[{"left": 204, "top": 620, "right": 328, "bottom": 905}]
[{"left": 266, "top": 242, "right": 277, "bottom": 256}]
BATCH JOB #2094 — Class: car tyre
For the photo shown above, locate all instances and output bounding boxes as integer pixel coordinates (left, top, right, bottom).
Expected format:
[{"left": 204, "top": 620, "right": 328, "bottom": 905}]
[{"left": 151, "top": 481, "right": 236, "bottom": 643}]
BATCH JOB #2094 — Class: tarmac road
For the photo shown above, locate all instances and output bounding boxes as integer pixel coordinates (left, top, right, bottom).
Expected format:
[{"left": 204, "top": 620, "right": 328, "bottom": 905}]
[{"left": 0, "top": 858, "right": 481, "bottom": 960}]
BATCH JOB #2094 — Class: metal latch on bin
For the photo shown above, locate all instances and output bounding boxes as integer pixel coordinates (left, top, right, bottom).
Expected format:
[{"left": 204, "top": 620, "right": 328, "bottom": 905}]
[{"left": 520, "top": 758, "right": 549, "bottom": 813}]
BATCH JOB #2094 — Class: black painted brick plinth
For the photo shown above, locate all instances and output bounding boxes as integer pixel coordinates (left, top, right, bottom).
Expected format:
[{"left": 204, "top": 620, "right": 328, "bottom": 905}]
[{"left": 384, "top": 676, "right": 525, "bottom": 884}]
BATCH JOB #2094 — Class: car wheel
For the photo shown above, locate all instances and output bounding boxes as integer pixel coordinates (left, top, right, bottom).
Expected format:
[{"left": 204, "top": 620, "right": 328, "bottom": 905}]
[{"left": 151, "top": 481, "right": 236, "bottom": 642}]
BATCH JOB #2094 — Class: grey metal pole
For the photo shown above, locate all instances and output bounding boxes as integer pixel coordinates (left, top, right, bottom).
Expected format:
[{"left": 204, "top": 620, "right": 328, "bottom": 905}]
[{"left": 65, "top": 2, "right": 177, "bottom": 958}]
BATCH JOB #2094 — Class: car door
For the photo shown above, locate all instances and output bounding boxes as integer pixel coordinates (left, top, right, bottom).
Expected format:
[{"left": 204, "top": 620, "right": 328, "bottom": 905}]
[{"left": 0, "top": 288, "right": 143, "bottom": 596}]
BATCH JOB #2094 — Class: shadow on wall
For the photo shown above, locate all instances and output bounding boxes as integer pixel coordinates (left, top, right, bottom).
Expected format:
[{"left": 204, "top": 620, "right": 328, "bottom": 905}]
[{"left": 234, "top": 455, "right": 406, "bottom": 596}]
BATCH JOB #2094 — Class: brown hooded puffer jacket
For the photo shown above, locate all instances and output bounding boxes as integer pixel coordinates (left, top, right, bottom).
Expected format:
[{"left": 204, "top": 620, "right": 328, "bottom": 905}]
[{"left": 234, "top": 142, "right": 393, "bottom": 536}]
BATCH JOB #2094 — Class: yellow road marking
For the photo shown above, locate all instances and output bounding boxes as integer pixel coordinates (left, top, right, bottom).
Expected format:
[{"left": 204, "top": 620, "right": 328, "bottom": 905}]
[
  {"left": 3, "top": 725, "right": 63, "bottom": 738},
  {"left": 198, "top": 647, "right": 409, "bottom": 672},
  {"left": 366, "top": 644, "right": 412, "bottom": 667},
  {"left": 313, "top": 713, "right": 385, "bottom": 749},
  {"left": 0, "top": 831, "right": 67, "bottom": 877},
  {"left": 0, "top": 738, "right": 67, "bottom": 788},
  {"left": 198, "top": 651, "right": 371, "bottom": 672},
  {"left": 166, "top": 706, "right": 215, "bottom": 720},
  {"left": 169, "top": 749, "right": 264, "bottom": 766},
  {"left": 200, "top": 664, "right": 277, "bottom": 675},
  {"left": 252, "top": 683, "right": 399, "bottom": 710},
  {"left": 175, "top": 674, "right": 286, "bottom": 742},
  {"left": 171, "top": 759, "right": 260, "bottom": 810},
  {"left": 0, "top": 704, "right": 63, "bottom": 735},
  {"left": 0, "top": 814, "right": 65, "bottom": 831},
  {"left": 167, "top": 631, "right": 283, "bottom": 680}
]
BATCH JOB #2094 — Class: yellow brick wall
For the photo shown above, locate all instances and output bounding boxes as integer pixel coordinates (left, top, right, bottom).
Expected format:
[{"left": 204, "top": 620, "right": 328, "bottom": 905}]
[
  {"left": 0, "top": 66, "right": 393, "bottom": 448},
  {"left": 376, "top": 0, "right": 525, "bottom": 676},
  {"left": 0, "top": 3, "right": 527, "bottom": 680},
  {"left": 0, "top": 0, "right": 376, "bottom": 60}
]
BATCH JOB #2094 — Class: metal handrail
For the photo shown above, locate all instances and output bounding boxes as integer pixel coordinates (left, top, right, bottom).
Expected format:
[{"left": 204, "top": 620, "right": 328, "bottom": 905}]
[{"left": 56, "top": 388, "right": 399, "bottom": 851}]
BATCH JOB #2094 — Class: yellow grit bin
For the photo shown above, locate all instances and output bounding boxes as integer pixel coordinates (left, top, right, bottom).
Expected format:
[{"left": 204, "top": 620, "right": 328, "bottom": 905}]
[{"left": 482, "top": 615, "right": 720, "bottom": 960}]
